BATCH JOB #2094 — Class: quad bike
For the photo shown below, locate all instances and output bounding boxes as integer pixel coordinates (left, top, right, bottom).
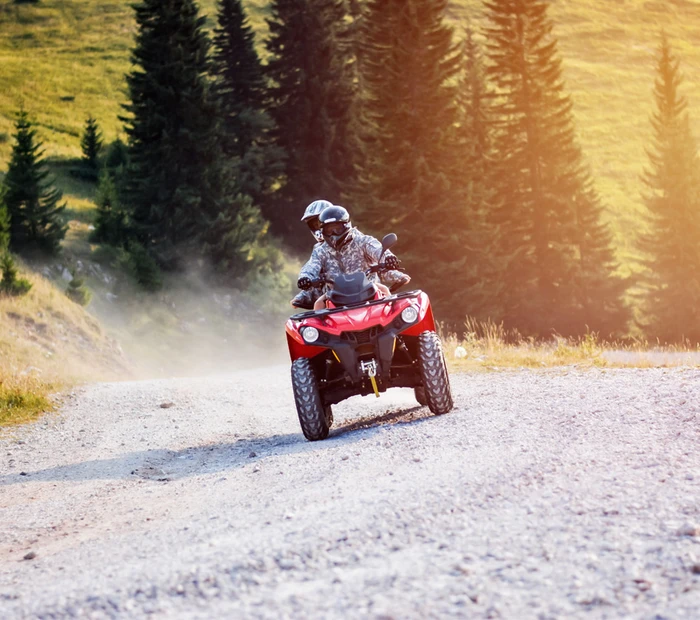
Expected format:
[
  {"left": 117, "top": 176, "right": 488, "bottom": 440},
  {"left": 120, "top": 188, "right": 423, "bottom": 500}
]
[{"left": 286, "top": 234, "right": 454, "bottom": 441}]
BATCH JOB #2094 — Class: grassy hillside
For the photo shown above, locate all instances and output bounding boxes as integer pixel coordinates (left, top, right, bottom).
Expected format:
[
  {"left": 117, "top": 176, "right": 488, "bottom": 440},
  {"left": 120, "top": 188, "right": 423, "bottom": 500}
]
[
  {"left": 2, "top": 0, "right": 700, "bottom": 268},
  {"left": 0, "top": 259, "right": 130, "bottom": 425},
  {"left": 0, "top": 0, "right": 271, "bottom": 162}
]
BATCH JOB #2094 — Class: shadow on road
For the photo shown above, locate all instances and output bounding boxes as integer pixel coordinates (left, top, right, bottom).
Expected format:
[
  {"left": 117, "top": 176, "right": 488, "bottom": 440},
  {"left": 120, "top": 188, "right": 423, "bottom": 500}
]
[
  {"left": 0, "top": 405, "right": 436, "bottom": 487},
  {"left": 333, "top": 404, "right": 433, "bottom": 437}
]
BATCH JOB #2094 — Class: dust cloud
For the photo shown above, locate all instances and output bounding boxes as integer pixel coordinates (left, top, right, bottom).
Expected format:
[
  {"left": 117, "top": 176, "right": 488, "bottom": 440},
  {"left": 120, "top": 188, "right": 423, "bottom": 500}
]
[{"left": 85, "top": 259, "right": 295, "bottom": 380}]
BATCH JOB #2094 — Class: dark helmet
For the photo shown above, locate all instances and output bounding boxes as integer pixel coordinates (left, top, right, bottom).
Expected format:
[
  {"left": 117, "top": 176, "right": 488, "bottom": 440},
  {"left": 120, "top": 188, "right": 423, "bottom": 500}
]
[
  {"left": 319, "top": 205, "right": 352, "bottom": 250},
  {"left": 301, "top": 199, "right": 333, "bottom": 242}
]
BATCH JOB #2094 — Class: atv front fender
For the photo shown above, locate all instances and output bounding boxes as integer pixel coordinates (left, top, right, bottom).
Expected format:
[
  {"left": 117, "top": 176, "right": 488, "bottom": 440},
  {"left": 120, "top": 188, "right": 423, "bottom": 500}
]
[
  {"left": 286, "top": 332, "right": 326, "bottom": 361},
  {"left": 401, "top": 292, "right": 436, "bottom": 336}
]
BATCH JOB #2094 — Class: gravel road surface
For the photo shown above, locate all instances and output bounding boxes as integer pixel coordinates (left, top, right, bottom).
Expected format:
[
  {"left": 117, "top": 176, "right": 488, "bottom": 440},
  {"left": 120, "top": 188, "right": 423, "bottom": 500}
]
[{"left": 1, "top": 366, "right": 700, "bottom": 619}]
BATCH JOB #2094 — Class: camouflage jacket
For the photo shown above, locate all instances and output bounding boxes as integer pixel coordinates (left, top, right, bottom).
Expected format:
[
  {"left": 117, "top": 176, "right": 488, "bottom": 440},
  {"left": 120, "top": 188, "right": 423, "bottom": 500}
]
[
  {"left": 292, "top": 242, "right": 326, "bottom": 308},
  {"left": 299, "top": 229, "right": 410, "bottom": 290}
]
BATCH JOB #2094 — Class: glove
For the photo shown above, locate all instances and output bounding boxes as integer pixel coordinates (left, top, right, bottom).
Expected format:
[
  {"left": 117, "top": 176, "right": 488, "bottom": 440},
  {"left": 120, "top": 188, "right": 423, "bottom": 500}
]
[
  {"left": 385, "top": 255, "right": 400, "bottom": 270},
  {"left": 297, "top": 276, "right": 312, "bottom": 290}
]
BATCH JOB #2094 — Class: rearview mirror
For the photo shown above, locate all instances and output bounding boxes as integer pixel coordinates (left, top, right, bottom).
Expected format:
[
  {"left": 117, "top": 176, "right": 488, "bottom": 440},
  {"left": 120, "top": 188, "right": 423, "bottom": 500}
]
[{"left": 381, "top": 233, "right": 397, "bottom": 254}]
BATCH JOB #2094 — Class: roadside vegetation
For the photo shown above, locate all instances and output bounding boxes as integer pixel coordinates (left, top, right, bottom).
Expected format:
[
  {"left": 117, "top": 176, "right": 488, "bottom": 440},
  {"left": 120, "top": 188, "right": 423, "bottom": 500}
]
[
  {"left": 0, "top": 371, "right": 53, "bottom": 427},
  {"left": 0, "top": 259, "right": 128, "bottom": 427},
  {"left": 443, "top": 319, "right": 700, "bottom": 371}
]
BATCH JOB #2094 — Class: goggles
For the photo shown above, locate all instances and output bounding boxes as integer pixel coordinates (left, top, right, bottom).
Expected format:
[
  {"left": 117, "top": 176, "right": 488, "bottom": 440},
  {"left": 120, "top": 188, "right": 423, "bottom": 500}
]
[
  {"left": 306, "top": 217, "right": 322, "bottom": 232},
  {"left": 323, "top": 221, "right": 349, "bottom": 236}
]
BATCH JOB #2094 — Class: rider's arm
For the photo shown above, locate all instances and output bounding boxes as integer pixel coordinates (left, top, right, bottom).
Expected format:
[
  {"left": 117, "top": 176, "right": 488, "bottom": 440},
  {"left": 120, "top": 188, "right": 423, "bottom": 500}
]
[
  {"left": 357, "top": 232, "right": 411, "bottom": 289},
  {"left": 299, "top": 243, "right": 325, "bottom": 281},
  {"left": 358, "top": 232, "right": 389, "bottom": 265}
]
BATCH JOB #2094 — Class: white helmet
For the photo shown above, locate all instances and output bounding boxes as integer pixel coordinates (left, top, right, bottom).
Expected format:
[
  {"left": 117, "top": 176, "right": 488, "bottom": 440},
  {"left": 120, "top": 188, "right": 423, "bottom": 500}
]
[{"left": 302, "top": 200, "right": 333, "bottom": 242}]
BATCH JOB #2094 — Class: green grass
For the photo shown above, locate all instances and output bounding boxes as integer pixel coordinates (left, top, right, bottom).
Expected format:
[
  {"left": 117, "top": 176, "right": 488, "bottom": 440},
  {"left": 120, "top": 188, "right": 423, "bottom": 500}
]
[
  {"left": 0, "top": 258, "right": 131, "bottom": 427},
  {"left": 47, "top": 158, "right": 100, "bottom": 223},
  {"left": 2, "top": 0, "right": 700, "bottom": 270},
  {"left": 0, "top": 0, "right": 272, "bottom": 226},
  {"left": 0, "top": 1, "right": 271, "bottom": 164},
  {"left": 0, "top": 382, "right": 53, "bottom": 427}
]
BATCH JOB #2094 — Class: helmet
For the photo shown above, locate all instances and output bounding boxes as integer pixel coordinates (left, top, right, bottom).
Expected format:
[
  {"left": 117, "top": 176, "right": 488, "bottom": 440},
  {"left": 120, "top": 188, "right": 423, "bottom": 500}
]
[
  {"left": 319, "top": 205, "right": 352, "bottom": 250},
  {"left": 302, "top": 200, "right": 333, "bottom": 243}
]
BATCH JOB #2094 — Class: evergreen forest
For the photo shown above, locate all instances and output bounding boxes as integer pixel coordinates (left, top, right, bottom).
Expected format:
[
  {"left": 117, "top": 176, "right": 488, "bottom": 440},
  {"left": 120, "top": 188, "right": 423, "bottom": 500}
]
[{"left": 2, "top": 0, "right": 700, "bottom": 343}]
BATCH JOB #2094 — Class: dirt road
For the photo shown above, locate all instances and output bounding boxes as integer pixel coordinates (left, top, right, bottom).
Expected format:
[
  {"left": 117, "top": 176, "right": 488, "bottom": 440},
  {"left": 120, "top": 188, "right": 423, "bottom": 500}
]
[{"left": 1, "top": 366, "right": 699, "bottom": 618}]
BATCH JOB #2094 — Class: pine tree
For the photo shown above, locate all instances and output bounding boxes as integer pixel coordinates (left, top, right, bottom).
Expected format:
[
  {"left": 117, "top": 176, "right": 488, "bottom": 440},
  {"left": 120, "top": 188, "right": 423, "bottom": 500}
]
[
  {"left": 461, "top": 26, "right": 491, "bottom": 165},
  {"left": 3, "top": 110, "right": 67, "bottom": 254},
  {"left": 567, "top": 187, "right": 631, "bottom": 337},
  {"left": 123, "top": 242, "right": 163, "bottom": 291},
  {"left": 448, "top": 26, "right": 504, "bottom": 324},
  {"left": 91, "top": 171, "right": 129, "bottom": 247},
  {"left": 264, "top": 0, "right": 356, "bottom": 245},
  {"left": 201, "top": 192, "right": 280, "bottom": 279},
  {"left": 211, "top": 0, "right": 282, "bottom": 206},
  {"left": 80, "top": 116, "right": 103, "bottom": 174},
  {"left": 122, "top": 0, "right": 270, "bottom": 276},
  {"left": 0, "top": 188, "right": 9, "bottom": 254},
  {"left": 0, "top": 253, "right": 32, "bottom": 297},
  {"left": 639, "top": 35, "right": 700, "bottom": 343},
  {"left": 483, "top": 0, "right": 628, "bottom": 337},
  {"left": 104, "top": 138, "right": 129, "bottom": 172},
  {"left": 354, "top": 0, "right": 484, "bottom": 326}
]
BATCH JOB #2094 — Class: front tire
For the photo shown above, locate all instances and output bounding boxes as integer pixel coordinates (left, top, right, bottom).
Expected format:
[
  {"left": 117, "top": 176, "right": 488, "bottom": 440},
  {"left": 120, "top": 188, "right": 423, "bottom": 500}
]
[
  {"left": 417, "top": 331, "right": 453, "bottom": 415},
  {"left": 414, "top": 386, "right": 428, "bottom": 406},
  {"left": 291, "top": 358, "right": 330, "bottom": 441}
]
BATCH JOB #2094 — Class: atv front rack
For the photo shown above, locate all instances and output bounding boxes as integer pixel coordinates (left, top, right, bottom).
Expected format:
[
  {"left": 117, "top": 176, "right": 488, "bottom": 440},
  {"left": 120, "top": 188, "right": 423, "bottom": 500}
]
[{"left": 289, "top": 290, "right": 423, "bottom": 322}]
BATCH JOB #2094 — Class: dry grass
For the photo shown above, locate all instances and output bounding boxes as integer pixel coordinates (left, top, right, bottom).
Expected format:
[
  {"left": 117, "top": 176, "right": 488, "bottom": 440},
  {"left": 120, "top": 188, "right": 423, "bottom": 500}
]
[
  {"left": 0, "top": 370, "right": 54, "bottom": 427},
  {"left": 0, "top": 258, "right": 130, "bottom": 427},
  {"left": 442, "top": 318, "right": 700, "bottom": 371}
]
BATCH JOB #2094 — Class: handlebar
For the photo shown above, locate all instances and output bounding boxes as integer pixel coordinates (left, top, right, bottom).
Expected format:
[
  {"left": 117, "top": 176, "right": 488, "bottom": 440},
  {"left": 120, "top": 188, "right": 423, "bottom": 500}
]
[
  {"left": 299, "top": 264, "right": 407, "bottom": 291},
  {"left": 365, "top": 262, "right": 406, "bottom": 276}
]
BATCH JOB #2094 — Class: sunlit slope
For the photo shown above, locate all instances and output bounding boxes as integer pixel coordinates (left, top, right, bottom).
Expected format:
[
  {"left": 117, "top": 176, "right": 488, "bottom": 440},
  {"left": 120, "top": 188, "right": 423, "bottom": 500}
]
[
  {"left": 0, "top": 258, "right": 129, "bottom": 409},
  {"left": 2, "top": 0, "right": 700, "bottom": 266},
  {"left": 0, "top": 0, "right": 270, "bottom": 163}
]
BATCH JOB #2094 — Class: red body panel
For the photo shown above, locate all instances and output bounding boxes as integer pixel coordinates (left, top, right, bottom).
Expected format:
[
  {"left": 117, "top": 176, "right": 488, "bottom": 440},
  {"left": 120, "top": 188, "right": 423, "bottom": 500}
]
[
  {"left": 286, "top": 332, "right": 327, "bottom": 361},
  {"left": 285, "top": 291, "right": 435, "bottom": 361},
  {"left": 403, "top": 296, "right": 436, "bottom": 336}
]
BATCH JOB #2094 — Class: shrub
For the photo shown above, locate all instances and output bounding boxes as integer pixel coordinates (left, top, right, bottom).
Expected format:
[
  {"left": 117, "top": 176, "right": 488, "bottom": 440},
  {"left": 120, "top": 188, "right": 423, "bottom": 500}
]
[
  {"left": 122, "top": 243, "right": 162, "bottom": 292},
  {"left": 0, "top": 253, "right": 32, "bottom": 296},
  {"left": 65, "top": 270, "right": 92, "bottom": 306},
  {"left": 0, "top": 386, "right": 50, "bottom": 426},
  {"left": 90, "top": 171, "right": 130, "bottom": 246},
  {"left": 103, "top": 138, "right": 128, "bottom": 171}
]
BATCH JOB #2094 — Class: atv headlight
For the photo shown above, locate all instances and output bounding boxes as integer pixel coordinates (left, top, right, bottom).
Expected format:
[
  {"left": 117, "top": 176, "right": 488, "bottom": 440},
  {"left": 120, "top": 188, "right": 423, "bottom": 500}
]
[
  {"left": 302, "top": 326, "right": 320, "bottom": 344},
  {"left": 401, "top": 306, "right": 419, "bottom": 324}
]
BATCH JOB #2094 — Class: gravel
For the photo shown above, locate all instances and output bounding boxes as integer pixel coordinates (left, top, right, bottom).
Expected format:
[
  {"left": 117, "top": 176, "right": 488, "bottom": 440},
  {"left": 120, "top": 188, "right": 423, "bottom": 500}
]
[{"left": 1, "top": 366, "right": 699, "bottom": 618}]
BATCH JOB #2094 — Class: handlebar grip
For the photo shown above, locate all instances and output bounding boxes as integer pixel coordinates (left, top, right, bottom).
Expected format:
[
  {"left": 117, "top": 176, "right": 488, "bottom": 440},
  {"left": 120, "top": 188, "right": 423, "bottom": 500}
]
[{"left": 367, "top": 263, "right": 406, "bottom": 274}]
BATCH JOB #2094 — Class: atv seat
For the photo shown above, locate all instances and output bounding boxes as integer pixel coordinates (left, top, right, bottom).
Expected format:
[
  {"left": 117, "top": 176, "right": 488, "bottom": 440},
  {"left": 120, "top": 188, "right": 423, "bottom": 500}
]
[{"left": 328, "top": 272, "right": 378, "bottom": 307}]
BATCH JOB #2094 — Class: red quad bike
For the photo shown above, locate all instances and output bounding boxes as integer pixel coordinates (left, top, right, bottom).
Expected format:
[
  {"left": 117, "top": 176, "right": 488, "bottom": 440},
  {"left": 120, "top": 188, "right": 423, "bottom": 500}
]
[{"left": 286, "top": 234, "right": 454, "bottom": 441}]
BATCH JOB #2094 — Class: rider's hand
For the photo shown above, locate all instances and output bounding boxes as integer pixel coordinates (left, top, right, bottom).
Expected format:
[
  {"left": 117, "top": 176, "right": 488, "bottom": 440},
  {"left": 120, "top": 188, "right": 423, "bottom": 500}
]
[
  {"left": 385, "top": 255, "right": 400, "bottom": 270},
  {"left": 297, "top": 277, "right": 312, "bottom": 290}
]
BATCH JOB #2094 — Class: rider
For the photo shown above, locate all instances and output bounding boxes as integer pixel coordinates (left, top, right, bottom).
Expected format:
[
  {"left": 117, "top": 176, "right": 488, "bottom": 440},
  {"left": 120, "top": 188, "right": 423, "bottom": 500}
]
[
  {"left": 291, "top": 199, "right": 333, "bottom": 309},
  {"left": 297, "top": 205, "right": 411, "bottom": 310}
]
